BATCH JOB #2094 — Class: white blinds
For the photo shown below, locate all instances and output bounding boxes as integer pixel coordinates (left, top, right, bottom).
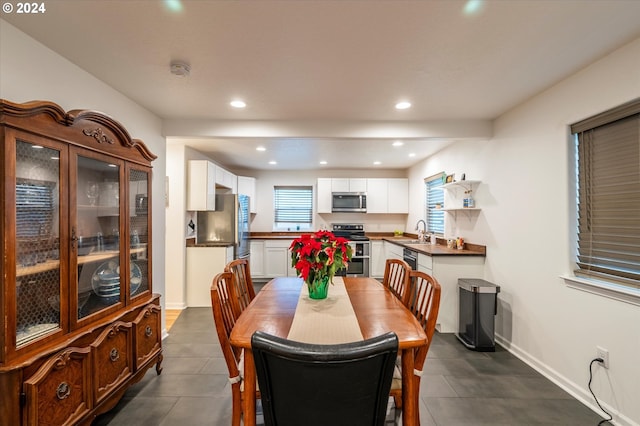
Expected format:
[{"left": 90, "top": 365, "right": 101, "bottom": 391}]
[
  {"left": 425, "top": 173, "right": 445, "bottom": 235},
  {"left": 274, "top": 186, "right": 313, "bottom": 224},
  {"left": 572, "top": 99, "right": 640, "bottom": 288}
]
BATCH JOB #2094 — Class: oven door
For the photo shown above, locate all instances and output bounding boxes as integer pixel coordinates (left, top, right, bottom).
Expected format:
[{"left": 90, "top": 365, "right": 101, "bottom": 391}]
[{"left": 336, "top": 257, "right": 369, "bottom": 277}]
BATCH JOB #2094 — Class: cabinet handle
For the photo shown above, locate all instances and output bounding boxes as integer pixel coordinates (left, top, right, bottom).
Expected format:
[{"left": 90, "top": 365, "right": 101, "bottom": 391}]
[
  {"left": 109, "top": 348, "right": 119, "bottom": 362},
  {"left": 145, "top": 325, "right": 152, "bottom": 337},
  {"left": 56, "top": 382, "right": 71, "bottom": 400}
]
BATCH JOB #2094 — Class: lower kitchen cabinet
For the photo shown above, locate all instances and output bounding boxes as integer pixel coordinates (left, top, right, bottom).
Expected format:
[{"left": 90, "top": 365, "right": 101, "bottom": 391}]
[
  {"left": 249, "top": 240, "right": 265, "bottom": 277},
  {"left": 264, "top": 240, "right": 297, "bottom": 277},
  {"left": 186, "top": 246, "right": 234, "bottom": 307},
  {"left": 370, "top": 241, "right": 385, "bottom": 278}
]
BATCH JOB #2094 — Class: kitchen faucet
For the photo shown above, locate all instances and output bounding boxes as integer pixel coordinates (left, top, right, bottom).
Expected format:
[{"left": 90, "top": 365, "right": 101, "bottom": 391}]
[{"left": 415, "top": 219, "right": 427, "bottom": 242}]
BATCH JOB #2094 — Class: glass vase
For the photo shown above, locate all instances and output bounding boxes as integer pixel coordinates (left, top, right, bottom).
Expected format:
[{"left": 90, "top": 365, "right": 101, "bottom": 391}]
[{"left": 307, "top": 274, "right": 330, "bottom": 300}]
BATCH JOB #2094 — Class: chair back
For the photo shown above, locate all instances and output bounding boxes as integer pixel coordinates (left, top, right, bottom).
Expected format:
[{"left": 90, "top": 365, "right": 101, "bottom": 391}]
[
  {"left": 408, "top": 270, "right": 442, "bottom": 368},
  {"left": 383, "top": 258, "right": 412, "bottom": 306},
  {"left": 224, "top": 258, "right": 256, "bottom": 312},
  {"left": 210, "top": 272, "right": 243, "bottom": 379},
  {"left": 251, "top": 331, "right": 399, "bottom": 426}
]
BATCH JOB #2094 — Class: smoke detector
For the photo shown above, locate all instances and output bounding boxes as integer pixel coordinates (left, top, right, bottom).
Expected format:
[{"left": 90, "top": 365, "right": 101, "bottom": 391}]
[{"left": 170, "top": 61, "right": 191, "bottom": 77}]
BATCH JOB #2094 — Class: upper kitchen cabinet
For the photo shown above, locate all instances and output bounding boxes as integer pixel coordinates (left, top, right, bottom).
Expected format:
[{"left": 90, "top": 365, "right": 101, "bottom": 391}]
[
  {"left": 215, "top": 164, "right": 237, "bottom": 193},
  {"left": 331, "top": 178, "right": 367, "bottom": 192},
  {"left": 237, "top": 176, "right": 257, "bottom": 213},
  {"left": 317, "top": 178, "right": 332, "bottom": 213},
  {"left": 187, "top": 160, "right": 216, "bottom": 211},
  {"left": 0, "top": 99, "right": 162, "bottom": 425},
  {"left": 366, "top": 178, "right": 408, "bottom": 213}
]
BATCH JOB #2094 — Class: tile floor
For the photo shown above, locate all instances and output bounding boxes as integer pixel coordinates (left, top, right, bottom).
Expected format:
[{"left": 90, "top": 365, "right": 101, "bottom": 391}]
[{"left": 93, "top": 307, "right": 609, "bottom": 426}]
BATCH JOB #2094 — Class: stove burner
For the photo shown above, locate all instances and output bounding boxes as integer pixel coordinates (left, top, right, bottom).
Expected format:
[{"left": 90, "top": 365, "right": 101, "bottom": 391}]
[{"left": 331, "top": 223, "right": 368, "bottom": 241}]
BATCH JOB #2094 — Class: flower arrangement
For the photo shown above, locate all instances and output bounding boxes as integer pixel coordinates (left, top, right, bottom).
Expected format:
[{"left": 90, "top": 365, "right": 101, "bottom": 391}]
[{"left": 290, "top": 231, "right": 353, "bottom": 299}]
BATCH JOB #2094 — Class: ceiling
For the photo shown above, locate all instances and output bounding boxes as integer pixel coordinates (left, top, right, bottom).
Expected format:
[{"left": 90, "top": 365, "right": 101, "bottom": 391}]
[{"left": 4, "top": 1, "right": 640, "bottom": 170}]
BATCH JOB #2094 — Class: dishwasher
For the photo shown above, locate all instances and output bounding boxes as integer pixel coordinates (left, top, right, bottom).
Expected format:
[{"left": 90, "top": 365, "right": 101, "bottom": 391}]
[{"left": 403, "top": 248, "right": 418, "bottom": 270}]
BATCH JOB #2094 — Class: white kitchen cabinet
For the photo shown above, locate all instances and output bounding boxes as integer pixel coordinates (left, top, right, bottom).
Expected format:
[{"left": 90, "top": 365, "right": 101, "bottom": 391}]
[
  {"left": 332, "top": 178, "right": 367, "bottom": 193},
  {"left": 317, "top": 178, "right": 332, "bottom": 213},
  {"left": 384, "top": 240, "right": 404, "bottom": 260},
  {"left": 215, "top": 165, "right": 237, "bottom": 192},
  {"left": 186, "top": 246, "right": 234, "bottom": 307},
  {"left": 387, "top": 178, "right": 409, "bottom": 213},
  {"left": 417, "top": 253, "right": 433, "bottom": 273},
  {"left": 238, "top": 176, "right": 257, "bottom": 213},
  {"left": 366, "top": 178, "right": 408, "bottom": 213},
  {"left": 187, "top": 160, "right": 216, "bottom": 211},
  {"left": 250, "top": 240, "right": 265, "bottom": 277},
  {"left": 264, "top": 240, "right": 297, "bottom": 277},
  {"left": 370, "top": 240, "right": 385, "bottom": 278},
  {"left": 366, "top": 178, "right": 388, "bottom": 213}
]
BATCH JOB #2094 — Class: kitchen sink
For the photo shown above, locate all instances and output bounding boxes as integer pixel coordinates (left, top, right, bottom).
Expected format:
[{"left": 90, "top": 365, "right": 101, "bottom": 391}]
[{"left": 398, "top": 239, "right": 424, "bottom": 244}]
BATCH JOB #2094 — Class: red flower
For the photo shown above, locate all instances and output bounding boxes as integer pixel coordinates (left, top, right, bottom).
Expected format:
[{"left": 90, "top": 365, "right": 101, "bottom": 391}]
[{"left": 290, "top": 230, "right": 353, "bottom": 285}]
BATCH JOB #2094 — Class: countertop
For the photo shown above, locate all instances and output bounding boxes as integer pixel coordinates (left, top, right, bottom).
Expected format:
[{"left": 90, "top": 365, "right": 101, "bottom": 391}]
[
  {"left": 186, "top": 238, "right": 234, "bottom": 248},
  {"left": 246, "top": 233, "right": 486, "bottom": 256}
]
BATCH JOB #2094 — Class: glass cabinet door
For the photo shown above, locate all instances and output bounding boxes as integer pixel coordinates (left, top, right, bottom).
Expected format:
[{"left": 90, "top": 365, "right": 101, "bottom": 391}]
[
  {"left": 129, "top": 168, "right": 150, "bottom": 299},
  {"left": 15, "top": 140, "right": 62, "bottom": 346},
  {"left": 74, "top": 154, "right": 122, "bottom": 321}
]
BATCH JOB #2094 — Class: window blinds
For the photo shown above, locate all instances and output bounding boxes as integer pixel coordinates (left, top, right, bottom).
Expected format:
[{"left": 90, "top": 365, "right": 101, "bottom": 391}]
[
  {"left": 572, "top": 98, "right": 640, "bottom": 288},
  {"left": 425, "top": 174, "right": 445, "bottom": 235},
  {"left": 274, "top": 186, "right": 313, "bottom": 224}
]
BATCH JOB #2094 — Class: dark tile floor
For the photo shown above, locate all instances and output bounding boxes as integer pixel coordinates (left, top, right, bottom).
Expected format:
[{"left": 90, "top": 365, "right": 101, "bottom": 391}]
[{"left": 94, "top": 306, "right": 608, "bottom": 426}]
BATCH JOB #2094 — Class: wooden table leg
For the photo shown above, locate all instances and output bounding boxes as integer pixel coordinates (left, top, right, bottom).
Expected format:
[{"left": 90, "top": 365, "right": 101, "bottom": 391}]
[
  {"left": 401, "top": 349, "right": 417, "bottom": 426},
  {"left": 242, "top": 349, "right": 256, "bottom": 426}
]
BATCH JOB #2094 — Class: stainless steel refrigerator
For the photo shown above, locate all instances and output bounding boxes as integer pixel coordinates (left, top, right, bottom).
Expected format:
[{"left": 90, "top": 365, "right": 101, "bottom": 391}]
[{"left": 196, "top": 194, "right": 250, "bottom": 259}]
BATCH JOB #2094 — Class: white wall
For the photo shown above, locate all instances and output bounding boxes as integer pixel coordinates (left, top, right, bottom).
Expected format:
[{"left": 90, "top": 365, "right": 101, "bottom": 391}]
[
  {"left": 0, "top": 21, "right": 167, "bottom": 331},
  {"left": 409, "top": 37, "right": 640, "bottom": 426}
]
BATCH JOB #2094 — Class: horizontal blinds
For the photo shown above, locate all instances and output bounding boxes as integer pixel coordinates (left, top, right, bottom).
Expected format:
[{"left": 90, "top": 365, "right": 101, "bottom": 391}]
[
  {"left": 274, "top": 186, "right": 313, "bottom": 224},
  {"left": 574, "top": 108, "right": 640, "bottom": 288},
  {"left": 426, "top": 174, "right": 444, "bottom": 235}
]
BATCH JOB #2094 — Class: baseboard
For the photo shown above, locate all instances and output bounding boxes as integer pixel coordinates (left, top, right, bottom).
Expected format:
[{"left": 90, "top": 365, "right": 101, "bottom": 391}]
[
  {"left": 494, "top": 334, "right": 636, "bottom": 426},
  {"left": 165, "top": 302, "right": 187, "bottom": 310}
]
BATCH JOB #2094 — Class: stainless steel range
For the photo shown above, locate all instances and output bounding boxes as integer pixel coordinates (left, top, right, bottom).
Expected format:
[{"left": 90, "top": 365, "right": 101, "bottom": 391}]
[{"left": 332, "top": 223, "right": 370, "bottom": 277}]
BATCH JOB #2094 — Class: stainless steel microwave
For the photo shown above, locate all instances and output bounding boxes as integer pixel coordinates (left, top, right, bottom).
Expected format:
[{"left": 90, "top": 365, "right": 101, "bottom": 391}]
[{"left": 332, "top": 192, "right": 367, "bottom": 213}]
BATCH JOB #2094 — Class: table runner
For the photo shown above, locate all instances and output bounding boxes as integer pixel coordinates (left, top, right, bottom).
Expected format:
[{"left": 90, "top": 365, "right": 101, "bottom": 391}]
[{"left": 286, "top": 277, "right": 364, "bottom": 344}]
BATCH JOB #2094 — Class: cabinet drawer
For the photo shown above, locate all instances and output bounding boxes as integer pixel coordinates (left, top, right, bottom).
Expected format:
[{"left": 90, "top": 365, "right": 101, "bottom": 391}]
[
  {"left": 91, "top": 321, "right": 133, "bottom": 405},
  {"left": 418, "top": 254, "right": 433, "bottom": 271},
  {"left": 133, "top": 304, "right": 162, "bottom": 370},
  {"left": 23, "top": 347, "right": 92, "bottom": 426}
]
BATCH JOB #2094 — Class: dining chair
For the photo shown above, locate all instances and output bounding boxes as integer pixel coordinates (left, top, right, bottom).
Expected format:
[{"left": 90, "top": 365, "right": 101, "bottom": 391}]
[
  {"left": 251, "top": 331, "right": 399, "bottom": 426},
  {"left": 389, "top": 269, "right": 441, "bottom": 424},
  {"left": 210, "top": 271, "right": 258, "bottom": 426},
  {"left": 383, "top": 258, "right": 412, "bottom": 306},
  {"left": 224, "top": 258, "right": 256, "bottom": 312}
]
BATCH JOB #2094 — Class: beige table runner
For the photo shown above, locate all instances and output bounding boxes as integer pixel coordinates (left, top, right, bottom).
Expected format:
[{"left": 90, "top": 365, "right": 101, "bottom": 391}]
[{"left": 287, "top": 277, "right": 364, "bottom": 344}]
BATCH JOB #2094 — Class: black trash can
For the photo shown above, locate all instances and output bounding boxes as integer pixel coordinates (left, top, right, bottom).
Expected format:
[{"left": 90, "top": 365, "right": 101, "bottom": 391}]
[{"left": 456, "top": 278, "right": 500, "bottom": 352}]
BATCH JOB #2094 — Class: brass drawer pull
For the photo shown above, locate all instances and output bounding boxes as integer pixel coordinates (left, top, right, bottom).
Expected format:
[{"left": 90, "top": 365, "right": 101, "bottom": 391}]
[
  {"left": 109, "top": 348, "right": 119, "bottom": 362},
  {"left": 145, "top": 325, "right": 152, "bottom": 337},
  {"left": 56, "top": 382, "right": 71, "bottom": 400}
]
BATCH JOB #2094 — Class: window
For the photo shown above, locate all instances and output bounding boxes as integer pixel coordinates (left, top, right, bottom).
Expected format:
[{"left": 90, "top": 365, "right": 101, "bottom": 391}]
[
  {"left": 425, "top": 173, "right": 445, "bottom": 235},
  {"left": 274, "top": 186, "right": 313, "bottom": 230},
  {"left": 571, "top": 98, "right": 640, "bottom": 291}
]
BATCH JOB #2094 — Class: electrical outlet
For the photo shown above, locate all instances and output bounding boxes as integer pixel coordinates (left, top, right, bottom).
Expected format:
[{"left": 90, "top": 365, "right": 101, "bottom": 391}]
[{"left": 596, "top": 346, "right": 609, "bottom": 369}]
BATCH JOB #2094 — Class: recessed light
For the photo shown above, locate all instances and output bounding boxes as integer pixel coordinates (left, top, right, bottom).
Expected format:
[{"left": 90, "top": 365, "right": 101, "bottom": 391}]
[
  {"left": 409, "top": 153, "right": 416, "bottom": 157},
  {"left": 395, "top": 101, "right": 411, "bottom": 110},
  {"left": 269, "top": 161, "right": 277, "bottom": 165},
  {"left": 392, "top": 141, "right": 404, "bottom": 147},
  {"left": 319, "top": 161, "right": 327, "bottom": 165},
  {"left": 230, "top": 100, "right": 246, "bottom": 108},
  {"left": 373, "top": 161, "right": 381, "bottom": 165},
  {"left": 256, "top": 146, "right": 266, "bottom": 152}
]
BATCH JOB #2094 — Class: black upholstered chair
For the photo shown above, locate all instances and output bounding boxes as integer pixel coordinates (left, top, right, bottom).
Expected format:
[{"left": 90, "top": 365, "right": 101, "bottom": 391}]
[{"left": 251, "top": 331, "right": 399, "bottom": 426}]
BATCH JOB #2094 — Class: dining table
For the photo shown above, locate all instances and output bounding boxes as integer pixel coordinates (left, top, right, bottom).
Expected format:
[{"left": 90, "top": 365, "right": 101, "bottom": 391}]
[{"left": 228, "top": 276, "right": 428, "bottom": 426}]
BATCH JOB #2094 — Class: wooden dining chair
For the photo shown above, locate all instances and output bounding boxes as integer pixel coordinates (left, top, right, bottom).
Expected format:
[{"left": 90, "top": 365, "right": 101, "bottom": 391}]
[
  {"left": 383, "top": 258, "right": 412, "bottom": 306},
  {"left": 224, "top": 258, "right": 256, "bottom": 312},
  {"left": 390, "top": 269, "right": 441, "bottom": 424},
  {"left": 210, "top": 271, "right": 258, "bottom": 426},
  {"left": 251, "top": 330, "right": 399, "bottom": 426}
]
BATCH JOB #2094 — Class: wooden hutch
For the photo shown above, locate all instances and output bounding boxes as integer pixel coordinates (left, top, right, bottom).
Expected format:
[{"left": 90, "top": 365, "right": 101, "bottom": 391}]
[{"left": 0, "top": 100, "right": 162, "bottom": 425}]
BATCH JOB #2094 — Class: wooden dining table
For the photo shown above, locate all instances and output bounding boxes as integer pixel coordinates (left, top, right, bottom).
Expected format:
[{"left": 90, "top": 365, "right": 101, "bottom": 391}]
[{"left": 229, "top": 276, "right": 428, "bottom": 426}]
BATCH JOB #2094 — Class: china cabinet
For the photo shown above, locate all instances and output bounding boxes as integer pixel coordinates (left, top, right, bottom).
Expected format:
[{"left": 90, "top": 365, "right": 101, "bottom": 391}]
[{"left": 0, "top": 99, "right": 162, "bottom": 425}]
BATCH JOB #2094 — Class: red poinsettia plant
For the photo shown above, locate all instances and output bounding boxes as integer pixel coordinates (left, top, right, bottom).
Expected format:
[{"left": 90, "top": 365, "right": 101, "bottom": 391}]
[{"left": 290, "top": 230, "right": 353, "bottom": 285}]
